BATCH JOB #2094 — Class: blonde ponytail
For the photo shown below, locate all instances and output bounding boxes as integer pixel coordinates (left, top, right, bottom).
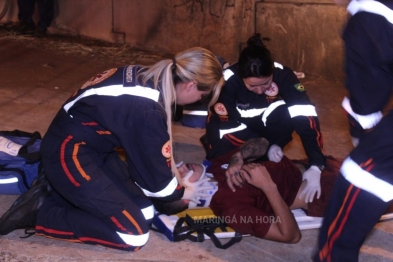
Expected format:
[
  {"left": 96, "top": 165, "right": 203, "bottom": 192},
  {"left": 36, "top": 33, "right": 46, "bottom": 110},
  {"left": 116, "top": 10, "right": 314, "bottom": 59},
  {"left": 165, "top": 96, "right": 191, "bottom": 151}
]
[{"left": 139, "top": 47, "right": 224, "bottom": 184}]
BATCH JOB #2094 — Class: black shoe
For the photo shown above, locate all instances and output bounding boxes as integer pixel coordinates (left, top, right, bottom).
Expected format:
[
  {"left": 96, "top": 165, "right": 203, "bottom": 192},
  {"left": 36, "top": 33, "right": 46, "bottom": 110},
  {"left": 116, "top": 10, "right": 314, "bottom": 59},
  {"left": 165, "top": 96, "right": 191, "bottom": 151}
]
[
  {"left": 15, "top": 22, "right": 35, "bottom": 35},
  {"left": 0, "top": 171, "right": 51, "bottom": 235},
  {"left": 33, "top": 28, "right": 46, "bottom": 37}
]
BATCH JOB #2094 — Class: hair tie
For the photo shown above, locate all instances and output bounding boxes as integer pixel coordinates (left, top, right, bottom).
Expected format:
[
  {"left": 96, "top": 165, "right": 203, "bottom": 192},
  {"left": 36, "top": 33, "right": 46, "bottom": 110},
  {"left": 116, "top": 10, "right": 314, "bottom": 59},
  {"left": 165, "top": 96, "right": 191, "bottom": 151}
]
[{"left": 171, "top": 57, "right": 177, "bottom": 71}]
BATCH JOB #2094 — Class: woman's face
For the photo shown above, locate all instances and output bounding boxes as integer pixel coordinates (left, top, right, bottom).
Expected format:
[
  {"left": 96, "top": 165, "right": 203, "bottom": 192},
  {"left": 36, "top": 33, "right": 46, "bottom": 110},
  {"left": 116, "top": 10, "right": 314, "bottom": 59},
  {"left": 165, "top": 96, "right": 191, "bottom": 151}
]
[
  {"left": 177, "top": 162, "right": 204, "bottom": 182},
  {"left": 243, "top": 76, "right": 273, "bottom": 95},
  {"left": 175, "top": 81, "right": 210, "bottom": 106}
]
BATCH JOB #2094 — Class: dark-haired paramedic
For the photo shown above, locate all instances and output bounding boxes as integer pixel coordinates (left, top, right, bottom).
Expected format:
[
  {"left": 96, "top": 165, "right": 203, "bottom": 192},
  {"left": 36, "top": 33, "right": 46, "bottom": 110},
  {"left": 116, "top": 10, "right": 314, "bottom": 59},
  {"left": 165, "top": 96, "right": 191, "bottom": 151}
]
[{"left": 205, "top": 33, "right": 326, "bottom": 204}]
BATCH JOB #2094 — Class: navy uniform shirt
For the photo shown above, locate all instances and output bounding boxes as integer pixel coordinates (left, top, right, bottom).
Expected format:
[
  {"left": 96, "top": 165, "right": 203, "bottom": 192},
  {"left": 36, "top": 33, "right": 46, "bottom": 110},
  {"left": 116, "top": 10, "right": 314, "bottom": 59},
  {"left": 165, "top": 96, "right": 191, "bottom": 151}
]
[
  {"left": 206, "top": 62, "right": 325, "bottom": 166},
  {"left": 343, "top": 0, "right": 393, "bottom": 116},
  {"left": 49, "top": 65, "right": 184, "bottom": 202}
]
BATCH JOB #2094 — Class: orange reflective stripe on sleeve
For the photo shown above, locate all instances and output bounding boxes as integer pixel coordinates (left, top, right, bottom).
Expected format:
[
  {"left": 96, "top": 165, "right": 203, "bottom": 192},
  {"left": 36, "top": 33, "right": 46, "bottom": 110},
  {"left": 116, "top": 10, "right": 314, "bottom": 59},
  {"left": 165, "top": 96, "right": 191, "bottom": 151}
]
[
  {"left": 308, "top": 117, "right": 323, "bottom": 149},
  {"left": 224, "top": 133, "right": 245, "bottom": 147}
]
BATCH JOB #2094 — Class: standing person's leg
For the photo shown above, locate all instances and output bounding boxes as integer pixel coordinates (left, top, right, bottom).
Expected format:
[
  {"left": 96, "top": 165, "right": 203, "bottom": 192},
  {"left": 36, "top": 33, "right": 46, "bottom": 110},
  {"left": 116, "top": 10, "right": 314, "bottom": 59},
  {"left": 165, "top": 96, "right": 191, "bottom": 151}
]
[
  {"left": 317, "top": 175, "right": 389, "bottom": 262},
  {"left": 17, "top": 0, "right": 36, "bottom": 31},
  {"left": 36, "top": 0, "right": 54, "bottom": 34},
  {"left": 317, "top": 111, "right": 393, "bottom": 261}
]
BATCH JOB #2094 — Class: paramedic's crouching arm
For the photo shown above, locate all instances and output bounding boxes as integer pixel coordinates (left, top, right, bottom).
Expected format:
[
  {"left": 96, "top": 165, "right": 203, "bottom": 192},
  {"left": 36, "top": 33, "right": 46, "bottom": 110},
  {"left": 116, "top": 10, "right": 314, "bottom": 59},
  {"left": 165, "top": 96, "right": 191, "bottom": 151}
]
[{"left": 240, "top": 163, "right": 301, "bottom": 243}]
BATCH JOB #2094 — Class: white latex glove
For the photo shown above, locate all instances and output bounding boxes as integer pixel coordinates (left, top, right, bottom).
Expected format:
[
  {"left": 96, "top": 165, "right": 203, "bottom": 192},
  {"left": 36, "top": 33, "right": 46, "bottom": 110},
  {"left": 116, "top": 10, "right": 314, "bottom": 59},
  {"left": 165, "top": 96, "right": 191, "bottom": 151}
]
[
  {"left": 267, "top": 144, "right": 283, "bottom": 163},
  {"left": 181, "top": 170, "right": 214, "bottom": 204},
  {"left": 299, "top": 165, "right": 321, "bottom": 203}
]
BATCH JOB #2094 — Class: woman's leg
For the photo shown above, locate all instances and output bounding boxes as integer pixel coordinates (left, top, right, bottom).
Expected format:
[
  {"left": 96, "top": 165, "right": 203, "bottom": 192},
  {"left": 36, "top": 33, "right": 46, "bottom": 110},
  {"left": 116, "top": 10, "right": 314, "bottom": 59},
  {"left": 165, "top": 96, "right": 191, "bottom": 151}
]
[{"left": 39, "top": 138, "right": 153, "bottom": 251}]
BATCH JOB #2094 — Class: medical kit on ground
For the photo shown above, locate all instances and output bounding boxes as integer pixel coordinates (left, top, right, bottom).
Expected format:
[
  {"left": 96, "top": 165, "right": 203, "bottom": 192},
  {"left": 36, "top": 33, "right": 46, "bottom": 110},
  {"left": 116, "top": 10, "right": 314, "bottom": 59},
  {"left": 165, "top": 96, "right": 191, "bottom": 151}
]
[{"left": 0, "top": 130, "right": 42, "bottom": 195}]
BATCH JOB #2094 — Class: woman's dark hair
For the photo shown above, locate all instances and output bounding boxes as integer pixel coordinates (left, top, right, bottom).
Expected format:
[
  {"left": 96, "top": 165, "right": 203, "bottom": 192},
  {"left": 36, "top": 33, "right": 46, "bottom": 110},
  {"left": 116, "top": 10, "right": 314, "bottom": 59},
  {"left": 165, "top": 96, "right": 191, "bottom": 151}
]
[{"left": 238, "top": 33, "right": 274, "bottom": 78}]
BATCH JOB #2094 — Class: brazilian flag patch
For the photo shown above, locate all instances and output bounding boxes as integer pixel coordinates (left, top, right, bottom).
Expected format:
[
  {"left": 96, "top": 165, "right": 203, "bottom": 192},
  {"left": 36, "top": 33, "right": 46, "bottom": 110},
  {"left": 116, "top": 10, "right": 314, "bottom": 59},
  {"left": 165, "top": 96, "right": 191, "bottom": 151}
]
[{"left": 294, "top": 83, "right": 305, "bottom": 92}]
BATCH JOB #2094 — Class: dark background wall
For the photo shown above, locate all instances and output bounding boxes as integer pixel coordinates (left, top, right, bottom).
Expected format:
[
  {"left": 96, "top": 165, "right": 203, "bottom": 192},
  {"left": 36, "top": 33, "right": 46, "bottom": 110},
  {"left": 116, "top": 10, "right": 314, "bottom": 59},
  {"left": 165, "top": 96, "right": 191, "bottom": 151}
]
[{"left": 1, "top": 0, "right": 348, "bottom": 81}]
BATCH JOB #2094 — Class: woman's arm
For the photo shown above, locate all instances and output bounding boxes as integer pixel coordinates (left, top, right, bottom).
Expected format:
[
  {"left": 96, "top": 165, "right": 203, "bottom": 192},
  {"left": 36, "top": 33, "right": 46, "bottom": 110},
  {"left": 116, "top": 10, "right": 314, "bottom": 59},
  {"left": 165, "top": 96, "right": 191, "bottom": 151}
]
[{"left": 241, "top": 163, "right": 301, "bottom": 243}]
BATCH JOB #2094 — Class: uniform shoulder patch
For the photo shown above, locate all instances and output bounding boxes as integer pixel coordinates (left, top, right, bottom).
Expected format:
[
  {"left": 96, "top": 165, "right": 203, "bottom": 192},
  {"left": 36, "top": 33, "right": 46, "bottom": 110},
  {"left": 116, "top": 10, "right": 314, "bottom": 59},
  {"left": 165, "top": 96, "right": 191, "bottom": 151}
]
[
  {"left": 214, "top": 103, "right": 228, "bottom": 116},
  {"left": 265, "top": 82, "right": 279, "bottom": 96},
  {"left": 162, "top": 140, "right": 171, "bottom": 159},
  {"left": 294, "top": 83, "right": 305, "bottom": 92},
  {"left": 81, "top": 68, "right": 118, "bottom": 89}
]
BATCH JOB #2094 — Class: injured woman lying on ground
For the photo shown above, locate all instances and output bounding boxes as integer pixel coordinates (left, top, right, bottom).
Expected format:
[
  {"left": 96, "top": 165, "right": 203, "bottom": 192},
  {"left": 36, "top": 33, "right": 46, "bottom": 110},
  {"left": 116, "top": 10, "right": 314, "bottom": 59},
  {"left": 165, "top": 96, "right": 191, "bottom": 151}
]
[{"left": 150, "top": 137, "right": 343, "bottom": 244}]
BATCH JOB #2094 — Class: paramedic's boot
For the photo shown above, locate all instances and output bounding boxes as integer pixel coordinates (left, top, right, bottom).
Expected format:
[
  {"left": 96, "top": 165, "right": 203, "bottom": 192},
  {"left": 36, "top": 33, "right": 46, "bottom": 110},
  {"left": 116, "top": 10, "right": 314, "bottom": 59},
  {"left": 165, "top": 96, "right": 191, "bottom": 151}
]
[{"left": 0, "top": 171, "right": 51, "bottom": 235}]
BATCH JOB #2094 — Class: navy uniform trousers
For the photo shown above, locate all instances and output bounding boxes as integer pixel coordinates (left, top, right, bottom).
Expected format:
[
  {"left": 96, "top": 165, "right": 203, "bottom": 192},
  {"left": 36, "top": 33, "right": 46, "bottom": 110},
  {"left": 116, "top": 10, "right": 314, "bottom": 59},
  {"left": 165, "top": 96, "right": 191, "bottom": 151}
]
[
  {"left": 317, "top": 110, "right": 393, "bottom": 262},
  {"left": 35, "top": 111, "right": 153, "bottom": 251}
]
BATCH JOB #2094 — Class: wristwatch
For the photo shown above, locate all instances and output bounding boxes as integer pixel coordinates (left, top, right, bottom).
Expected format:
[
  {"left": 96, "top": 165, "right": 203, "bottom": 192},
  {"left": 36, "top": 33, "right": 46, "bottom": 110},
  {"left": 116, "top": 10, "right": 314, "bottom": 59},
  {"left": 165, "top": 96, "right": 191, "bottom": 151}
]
[{"left": 317, "top": 165, "right": 325, "bottom": 172}]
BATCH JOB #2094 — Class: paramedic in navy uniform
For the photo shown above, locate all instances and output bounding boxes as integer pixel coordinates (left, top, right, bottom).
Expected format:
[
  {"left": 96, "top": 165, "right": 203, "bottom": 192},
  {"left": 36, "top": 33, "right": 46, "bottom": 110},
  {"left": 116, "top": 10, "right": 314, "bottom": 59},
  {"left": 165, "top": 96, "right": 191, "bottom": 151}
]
[
  {"left": 317, "top": 0, "right": 393, "bottom": 261},
  {"left": 205, "top": 33, "right": 326, "bottom": 203},
  {"left": 33, "top": 47, "right": 224, "bottom": 251}
]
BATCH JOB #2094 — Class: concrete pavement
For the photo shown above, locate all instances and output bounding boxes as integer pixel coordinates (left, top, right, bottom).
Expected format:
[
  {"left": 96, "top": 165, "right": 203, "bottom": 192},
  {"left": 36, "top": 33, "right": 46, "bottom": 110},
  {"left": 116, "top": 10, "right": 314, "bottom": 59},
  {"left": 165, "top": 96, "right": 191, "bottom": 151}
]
[{"left": 1, "top": 30, "right": 393, "bottom": 262}]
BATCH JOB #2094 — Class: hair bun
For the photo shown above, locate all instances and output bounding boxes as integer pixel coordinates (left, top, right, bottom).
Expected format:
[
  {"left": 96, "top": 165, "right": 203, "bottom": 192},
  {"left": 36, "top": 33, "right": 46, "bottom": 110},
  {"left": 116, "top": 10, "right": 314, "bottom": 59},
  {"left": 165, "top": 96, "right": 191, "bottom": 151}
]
[
  {"left": 247, "top": 33, "right": 270, "bottom": 48},
  {"left": 247, "top": 33, "right": 263, "bottom": 46}
]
